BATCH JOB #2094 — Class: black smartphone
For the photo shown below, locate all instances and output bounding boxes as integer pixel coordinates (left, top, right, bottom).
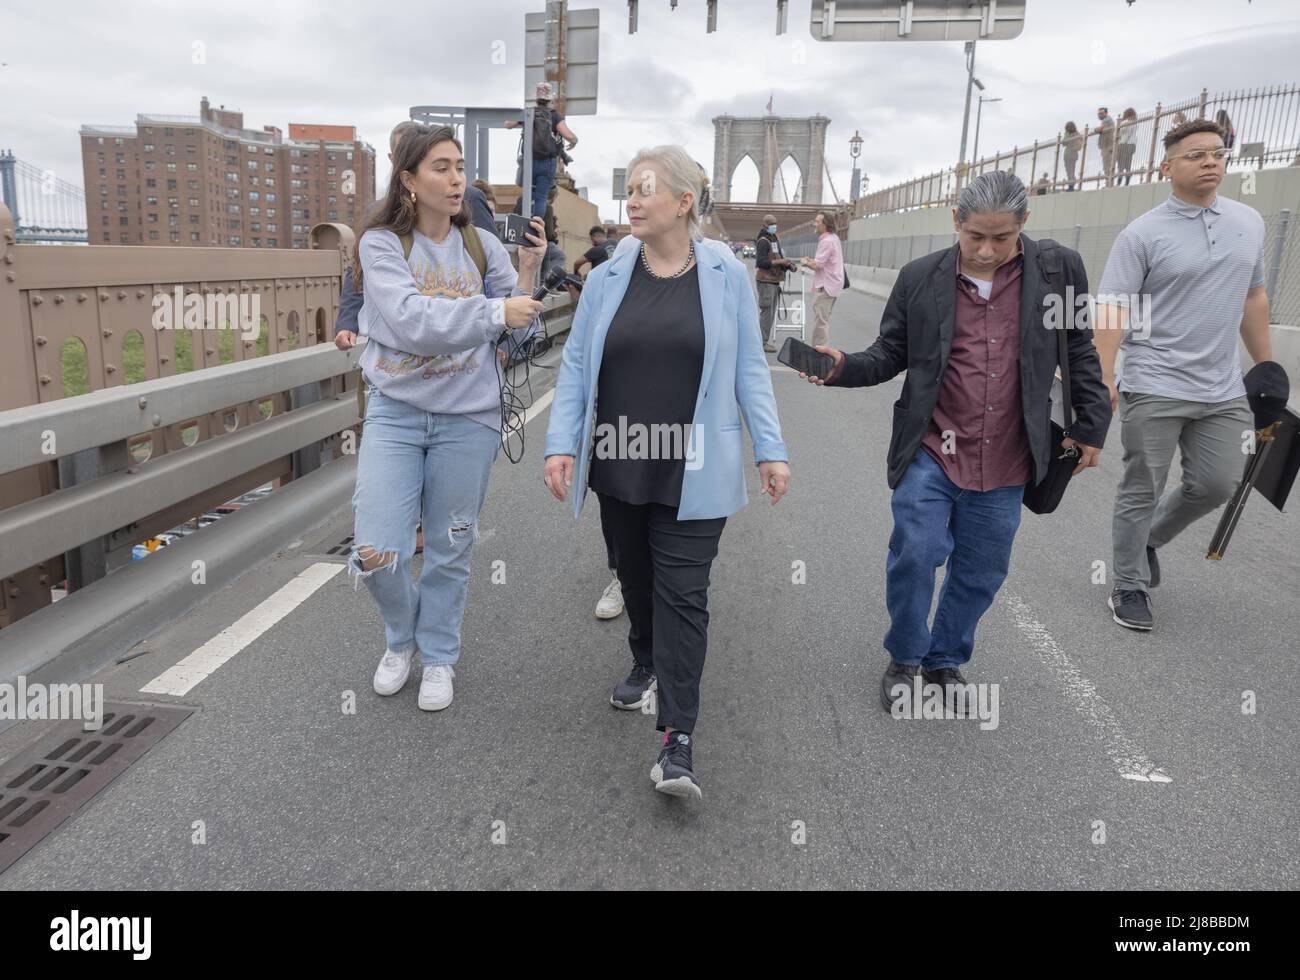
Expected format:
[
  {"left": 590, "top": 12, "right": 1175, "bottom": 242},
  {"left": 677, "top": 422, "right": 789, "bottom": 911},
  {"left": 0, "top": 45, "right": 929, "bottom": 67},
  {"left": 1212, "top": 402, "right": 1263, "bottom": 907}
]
[
  {"left": 778, "top": 336, "right": 835, "bottom": 378},
  {"left": 502, "top": 212, "right": 542, "bottom": 245}
]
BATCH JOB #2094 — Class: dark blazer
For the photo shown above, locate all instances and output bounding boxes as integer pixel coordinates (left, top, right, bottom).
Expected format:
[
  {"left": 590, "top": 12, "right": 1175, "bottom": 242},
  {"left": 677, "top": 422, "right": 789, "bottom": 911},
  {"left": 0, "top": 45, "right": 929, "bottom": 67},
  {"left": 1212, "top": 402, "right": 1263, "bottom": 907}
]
[{"left": 829, "top": 234, "right": 1112, "bottom": 489}]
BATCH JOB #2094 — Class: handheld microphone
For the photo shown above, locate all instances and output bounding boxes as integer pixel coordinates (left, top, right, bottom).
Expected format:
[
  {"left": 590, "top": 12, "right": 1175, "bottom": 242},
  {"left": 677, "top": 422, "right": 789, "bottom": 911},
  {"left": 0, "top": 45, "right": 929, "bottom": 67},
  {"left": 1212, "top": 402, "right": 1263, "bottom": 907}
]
[
  {"left": 532, "top": 266, "right": 569, "bottom": 301},
  {"left": 497, "top": 266, "right": 567, "bottom": 347}
]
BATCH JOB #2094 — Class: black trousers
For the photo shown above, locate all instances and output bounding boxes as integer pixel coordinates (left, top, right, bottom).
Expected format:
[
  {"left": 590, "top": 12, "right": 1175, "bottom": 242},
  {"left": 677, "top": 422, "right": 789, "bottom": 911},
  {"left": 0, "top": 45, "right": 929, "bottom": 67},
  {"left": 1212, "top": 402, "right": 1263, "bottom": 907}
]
[
  {"left": 596, "top": 492, "right": 726, "bottom": 734},
  {"left": 601, "top": 505, "right": 617, "bottom": 570}
]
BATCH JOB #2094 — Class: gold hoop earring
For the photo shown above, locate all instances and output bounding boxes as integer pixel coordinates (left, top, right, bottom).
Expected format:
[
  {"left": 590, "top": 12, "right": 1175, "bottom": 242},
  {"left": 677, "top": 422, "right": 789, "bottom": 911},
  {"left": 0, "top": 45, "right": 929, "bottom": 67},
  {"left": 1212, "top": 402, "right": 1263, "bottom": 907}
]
[{"left": 410, "top": 190, "right": 417, "bottom": 204}]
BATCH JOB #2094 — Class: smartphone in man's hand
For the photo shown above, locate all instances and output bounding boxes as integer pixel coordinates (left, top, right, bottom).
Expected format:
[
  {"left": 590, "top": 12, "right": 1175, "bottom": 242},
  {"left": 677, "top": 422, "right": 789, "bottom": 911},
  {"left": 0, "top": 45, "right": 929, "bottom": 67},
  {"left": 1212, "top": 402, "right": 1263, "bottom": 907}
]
[{"left": 778, "top": 337, "right": 836, "bottom": 379}]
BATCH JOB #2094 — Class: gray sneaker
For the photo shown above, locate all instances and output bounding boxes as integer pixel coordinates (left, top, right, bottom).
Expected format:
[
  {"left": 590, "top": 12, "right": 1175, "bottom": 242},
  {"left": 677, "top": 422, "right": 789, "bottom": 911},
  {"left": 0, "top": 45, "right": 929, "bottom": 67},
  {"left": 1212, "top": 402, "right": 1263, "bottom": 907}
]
[
  {"left": 651, "top": 732, "right": 701, "bottom": 800},
  {"left": 1109, "top": 589, "right": 1154, "bottom": 631},
  {"left": 611, "top": 663, "right": 656, "bottom": 710}
]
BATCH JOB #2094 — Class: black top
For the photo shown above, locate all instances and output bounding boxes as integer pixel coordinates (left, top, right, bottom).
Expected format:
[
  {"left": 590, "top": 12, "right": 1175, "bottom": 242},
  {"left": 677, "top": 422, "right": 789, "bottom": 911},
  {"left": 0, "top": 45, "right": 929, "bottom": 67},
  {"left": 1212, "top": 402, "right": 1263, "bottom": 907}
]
[
  {"left": 588, "top": 255, "right": 705, "bottom": 508},
  {"left": 582, "top": 244, "right": 608, "bottom": 270}
]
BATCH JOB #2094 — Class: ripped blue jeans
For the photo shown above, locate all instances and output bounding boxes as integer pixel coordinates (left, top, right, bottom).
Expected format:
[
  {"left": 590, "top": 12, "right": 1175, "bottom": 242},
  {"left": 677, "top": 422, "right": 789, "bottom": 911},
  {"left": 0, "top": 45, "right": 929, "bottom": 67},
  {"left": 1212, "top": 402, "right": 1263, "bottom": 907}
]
[{"left": 350, "top": 387, "right": 500, "bottom": 667}]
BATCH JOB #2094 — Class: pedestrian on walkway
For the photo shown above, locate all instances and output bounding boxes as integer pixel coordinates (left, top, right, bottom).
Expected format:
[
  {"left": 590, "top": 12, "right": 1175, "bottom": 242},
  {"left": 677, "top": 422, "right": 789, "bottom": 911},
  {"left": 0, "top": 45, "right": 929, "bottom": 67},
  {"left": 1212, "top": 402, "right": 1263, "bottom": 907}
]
[
  {"left": 797, "top": 171, "right": 1111, "bottom": 713},
  {"left": 754, "top": 213, "right": 795, "bottom": 352},
  {"left": 1097, "top": 107, "right": 1117, "bottom": 186},
  {"left": 574, "top": 225, "right": 610, "bottom": 277},
  {"left": 543, "top": 145, "right": 790, "bottom": 800},
  {"left": 588, "top": 219, "right": 630, "bottom": 623},
  {"left": 335, "top": 120, "right": 421, "bottom": 353},
  {"left": 1062, "top": 121, "right": 1083, "bottom": 192},
  {"left": 1157, "top": 112, "right": 1188, "bottom": 181},
  {"left": 1095, "top": 117, "right": 1272, "bottom": 631},
  {"left": 1115, "top": 108, "right": 1139, "bottom": 185},
  {"left": 504, "top": 82, "right": 578, "bottom": 221},
  {"left": 349, "top": 125, "right": 545, "bottom": 711},
  {"left": 1214, "top": 109, "right": 1236, "bottom": 149},
  {"left": 798, "top": 210, "right": 844, "bottom": 348}
]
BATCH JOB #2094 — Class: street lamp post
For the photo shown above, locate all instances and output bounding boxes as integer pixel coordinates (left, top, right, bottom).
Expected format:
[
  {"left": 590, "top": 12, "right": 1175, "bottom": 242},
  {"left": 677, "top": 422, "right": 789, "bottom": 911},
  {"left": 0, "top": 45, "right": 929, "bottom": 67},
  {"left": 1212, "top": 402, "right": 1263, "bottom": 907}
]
[
  {"left": 973, "top": 92, "right": 1002, "bottom": 165},
  {"left": 849, "top": 129, "right": 863, "bottom": 202},
  {"left": 956, "top": 40, "right": 977, "bottom": 187}
]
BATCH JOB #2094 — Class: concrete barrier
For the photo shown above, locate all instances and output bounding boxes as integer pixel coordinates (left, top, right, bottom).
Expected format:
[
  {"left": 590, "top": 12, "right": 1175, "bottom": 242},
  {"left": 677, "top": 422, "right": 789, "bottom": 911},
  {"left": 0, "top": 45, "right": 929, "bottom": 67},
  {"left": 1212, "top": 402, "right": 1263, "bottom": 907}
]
[{"left": 844, "top": 263, "right": 898, "bottom": 301}]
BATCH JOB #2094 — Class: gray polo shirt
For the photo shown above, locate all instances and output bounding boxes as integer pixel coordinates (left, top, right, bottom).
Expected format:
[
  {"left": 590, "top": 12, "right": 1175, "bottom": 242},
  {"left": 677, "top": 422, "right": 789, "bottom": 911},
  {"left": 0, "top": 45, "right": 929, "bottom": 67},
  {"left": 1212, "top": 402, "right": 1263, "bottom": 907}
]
[{"left": 1098, "top": 192, "right": 1266, "bottom": 402}]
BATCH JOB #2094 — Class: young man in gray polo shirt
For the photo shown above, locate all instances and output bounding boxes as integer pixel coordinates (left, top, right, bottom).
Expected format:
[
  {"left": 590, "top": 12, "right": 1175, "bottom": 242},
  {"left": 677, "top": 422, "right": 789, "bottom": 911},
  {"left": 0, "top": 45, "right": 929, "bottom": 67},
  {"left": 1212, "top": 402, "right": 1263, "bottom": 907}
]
[{"left": 1095, "top": 118, "right": 1273, "bottom": 630}]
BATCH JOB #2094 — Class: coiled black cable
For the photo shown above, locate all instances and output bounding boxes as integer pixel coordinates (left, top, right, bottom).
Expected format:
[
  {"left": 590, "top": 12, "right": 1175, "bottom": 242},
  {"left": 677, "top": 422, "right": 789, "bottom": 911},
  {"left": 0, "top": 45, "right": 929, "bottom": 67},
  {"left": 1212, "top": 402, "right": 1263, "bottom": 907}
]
[{"left": 494, "top": 303, "right": 558, "bottom": 464}]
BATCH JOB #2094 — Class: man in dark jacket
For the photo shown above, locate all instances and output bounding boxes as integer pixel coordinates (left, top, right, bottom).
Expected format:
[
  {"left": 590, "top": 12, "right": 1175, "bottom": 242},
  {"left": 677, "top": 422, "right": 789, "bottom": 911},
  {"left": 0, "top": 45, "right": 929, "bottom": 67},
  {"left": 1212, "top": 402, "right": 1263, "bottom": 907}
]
[
  {"left": 800, "top": 171, "right": 1112, "bottom": 713},
  {"left": 754, "top": 213, "right": 796, "bottom": 353}
]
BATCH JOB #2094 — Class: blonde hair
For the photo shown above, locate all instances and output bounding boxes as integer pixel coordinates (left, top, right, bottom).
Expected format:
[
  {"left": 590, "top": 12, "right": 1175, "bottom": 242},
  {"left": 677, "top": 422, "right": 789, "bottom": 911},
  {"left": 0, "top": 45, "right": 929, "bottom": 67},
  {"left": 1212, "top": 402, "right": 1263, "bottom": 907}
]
[{"left": 625, "top": 145, "right": 712, "bottom": 240}]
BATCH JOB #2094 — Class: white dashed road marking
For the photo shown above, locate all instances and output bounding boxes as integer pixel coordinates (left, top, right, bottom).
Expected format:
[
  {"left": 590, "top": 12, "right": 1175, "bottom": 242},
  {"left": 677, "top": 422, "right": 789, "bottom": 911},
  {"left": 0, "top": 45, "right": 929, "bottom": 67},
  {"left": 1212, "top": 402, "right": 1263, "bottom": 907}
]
[
  {"left": 140, "top": 563, "right": 344, "bottom": 697},
  {"left": 1004, "top": 592, "right": 1172, "bottom": 783}
]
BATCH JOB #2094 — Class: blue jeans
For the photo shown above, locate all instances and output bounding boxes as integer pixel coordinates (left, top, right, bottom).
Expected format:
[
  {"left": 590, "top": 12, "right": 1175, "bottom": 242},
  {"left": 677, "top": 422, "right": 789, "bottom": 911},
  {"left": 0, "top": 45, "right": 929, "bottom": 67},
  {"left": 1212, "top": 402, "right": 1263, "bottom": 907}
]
[
  {"left": 883, "top": 449, "right": 1024, "bottom": 669},
  {"left": 349, "top": 388, "right": 500, "bottom": 667},
  {"left": 530, "top": 155, "right": 557, "bottom": 221}
]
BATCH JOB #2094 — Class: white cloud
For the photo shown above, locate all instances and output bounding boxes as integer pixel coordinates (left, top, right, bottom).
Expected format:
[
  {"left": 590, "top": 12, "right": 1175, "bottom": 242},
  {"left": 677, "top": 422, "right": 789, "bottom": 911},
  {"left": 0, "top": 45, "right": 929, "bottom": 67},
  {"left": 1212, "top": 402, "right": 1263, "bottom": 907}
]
[{"left": 1, "top": 0, "right": 1294, "bottom": 224}]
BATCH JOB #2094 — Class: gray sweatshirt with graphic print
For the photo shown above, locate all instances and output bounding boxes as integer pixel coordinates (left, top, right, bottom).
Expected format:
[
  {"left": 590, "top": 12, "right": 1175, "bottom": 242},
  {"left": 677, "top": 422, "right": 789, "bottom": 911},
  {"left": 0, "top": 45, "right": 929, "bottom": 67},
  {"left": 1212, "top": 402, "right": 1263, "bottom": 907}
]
[{"left": 358, "top": 225, "right": 538, "bottom": 430}]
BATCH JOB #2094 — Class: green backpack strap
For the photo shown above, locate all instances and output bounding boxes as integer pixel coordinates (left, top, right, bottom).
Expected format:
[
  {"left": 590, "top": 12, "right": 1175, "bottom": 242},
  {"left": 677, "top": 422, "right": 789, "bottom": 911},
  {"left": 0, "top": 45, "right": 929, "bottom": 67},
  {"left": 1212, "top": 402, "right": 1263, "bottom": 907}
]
[
  {"left": 400, "top": 226, "right": 488, "bottom": 288},
  {"left": 460, "top": 222, "right": 488, "bottom": 286}
]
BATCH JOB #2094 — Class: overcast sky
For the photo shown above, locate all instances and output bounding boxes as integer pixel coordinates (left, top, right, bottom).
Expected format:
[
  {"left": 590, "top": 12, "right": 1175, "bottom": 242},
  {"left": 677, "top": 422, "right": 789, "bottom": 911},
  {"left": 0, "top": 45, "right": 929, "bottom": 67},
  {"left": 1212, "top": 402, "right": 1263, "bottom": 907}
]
[{"left": 2, "top": 0, "right": 1297, "bottom": 224}]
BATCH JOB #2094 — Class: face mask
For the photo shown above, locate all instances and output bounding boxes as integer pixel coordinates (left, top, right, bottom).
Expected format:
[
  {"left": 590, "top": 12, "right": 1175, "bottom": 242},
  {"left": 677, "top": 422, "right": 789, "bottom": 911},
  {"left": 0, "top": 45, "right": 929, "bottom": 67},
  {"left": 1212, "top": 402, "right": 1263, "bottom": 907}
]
[{"left": 766, "top": 224, "right": 777, "bottom": 234}]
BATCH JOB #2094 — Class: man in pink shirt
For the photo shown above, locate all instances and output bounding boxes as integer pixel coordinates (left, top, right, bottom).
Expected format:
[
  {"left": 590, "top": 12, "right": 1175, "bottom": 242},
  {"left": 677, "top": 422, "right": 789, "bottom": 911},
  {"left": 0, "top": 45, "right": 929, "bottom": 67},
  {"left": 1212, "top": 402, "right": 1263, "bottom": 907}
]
[{"left": 799, "top": 211, "right": 844, "bottom": 347}]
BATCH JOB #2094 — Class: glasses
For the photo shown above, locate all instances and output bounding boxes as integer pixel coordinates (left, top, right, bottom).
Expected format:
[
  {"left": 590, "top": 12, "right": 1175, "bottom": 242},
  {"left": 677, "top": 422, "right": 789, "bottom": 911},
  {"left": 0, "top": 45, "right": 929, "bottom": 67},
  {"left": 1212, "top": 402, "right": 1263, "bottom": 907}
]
[{"left": 1167, "top": 148, "right": 1231, "bottom": 163}]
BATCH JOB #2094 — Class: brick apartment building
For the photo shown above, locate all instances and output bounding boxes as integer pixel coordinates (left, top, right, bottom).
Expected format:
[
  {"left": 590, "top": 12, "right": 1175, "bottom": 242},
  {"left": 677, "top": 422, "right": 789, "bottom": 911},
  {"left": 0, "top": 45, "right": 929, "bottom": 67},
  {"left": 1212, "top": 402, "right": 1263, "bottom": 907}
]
[{"left": 80, "top": 96, "right": 375, "bottom": 248}]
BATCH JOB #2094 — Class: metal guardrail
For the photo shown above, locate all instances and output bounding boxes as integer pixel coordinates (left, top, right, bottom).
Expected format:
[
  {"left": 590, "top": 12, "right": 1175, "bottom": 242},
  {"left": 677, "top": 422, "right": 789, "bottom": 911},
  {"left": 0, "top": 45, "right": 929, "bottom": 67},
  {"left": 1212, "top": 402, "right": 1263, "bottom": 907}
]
[
  {"left": 0, "top": 298, "right": 574, "bottom": 608},
  {"left": 0, "top": 343, "right": 363, "bottom": 584},
  {"left": 0, "top": 202, "right": 361, "bottom": 627},
  {"left": 0, "top": 198, "right": 574, "bottom": 629}
]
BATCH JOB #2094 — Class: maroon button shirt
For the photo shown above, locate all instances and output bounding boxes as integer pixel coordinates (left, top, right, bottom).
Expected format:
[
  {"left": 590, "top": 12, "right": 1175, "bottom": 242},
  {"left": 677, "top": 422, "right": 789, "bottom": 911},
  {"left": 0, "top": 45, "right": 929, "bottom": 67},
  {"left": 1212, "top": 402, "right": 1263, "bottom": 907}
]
[{"left": 920, "top": 252, "right": 1032, "bottom": 491}]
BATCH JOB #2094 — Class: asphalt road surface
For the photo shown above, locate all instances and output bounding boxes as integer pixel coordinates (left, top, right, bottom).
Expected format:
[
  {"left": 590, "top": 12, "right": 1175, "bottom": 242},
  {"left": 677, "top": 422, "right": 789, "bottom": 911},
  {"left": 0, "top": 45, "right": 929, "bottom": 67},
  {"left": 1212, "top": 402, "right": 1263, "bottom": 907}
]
[{"left": 2, "top": 281, "right": 1297, "bottom": 890}]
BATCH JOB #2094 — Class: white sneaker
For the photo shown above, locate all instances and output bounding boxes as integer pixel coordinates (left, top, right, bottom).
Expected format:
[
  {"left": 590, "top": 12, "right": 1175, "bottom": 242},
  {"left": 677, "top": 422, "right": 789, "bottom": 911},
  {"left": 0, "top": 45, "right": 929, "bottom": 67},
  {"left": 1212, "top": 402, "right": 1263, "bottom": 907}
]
[
  {"left": 595, "top": 577, "right": 625, "bottom": 619},
  {"left": 418, "top": 665, "right": 455, "bottom": 711},
  {"left": 373, "top": 648, "right": 414, "bottom": 696}
]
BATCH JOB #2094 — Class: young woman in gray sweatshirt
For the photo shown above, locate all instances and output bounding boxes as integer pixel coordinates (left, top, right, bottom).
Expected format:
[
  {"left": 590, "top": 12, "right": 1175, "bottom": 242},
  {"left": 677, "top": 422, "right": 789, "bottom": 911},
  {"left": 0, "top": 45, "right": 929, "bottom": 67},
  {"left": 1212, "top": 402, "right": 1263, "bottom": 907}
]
[{"left": 350, "top": 124, "right": 545, "bottom": 712}]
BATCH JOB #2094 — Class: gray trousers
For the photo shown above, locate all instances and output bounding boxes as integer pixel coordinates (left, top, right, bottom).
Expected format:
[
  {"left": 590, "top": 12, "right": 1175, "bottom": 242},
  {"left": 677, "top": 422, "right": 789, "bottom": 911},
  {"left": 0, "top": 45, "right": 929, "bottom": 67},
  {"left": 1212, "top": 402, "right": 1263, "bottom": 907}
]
[
  {"left": 1112, "top": 391, "right": 1252, "bottom": 590},
  {"left": 756, "top": 281, "right": 781, "bottom": 343}
]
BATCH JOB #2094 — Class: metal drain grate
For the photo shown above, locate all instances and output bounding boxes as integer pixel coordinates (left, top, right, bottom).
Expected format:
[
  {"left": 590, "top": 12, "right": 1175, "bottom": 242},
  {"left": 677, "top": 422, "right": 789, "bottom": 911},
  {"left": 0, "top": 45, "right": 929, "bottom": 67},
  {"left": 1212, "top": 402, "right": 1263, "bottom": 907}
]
[
  {"left": 323, "top": 533, "right": 354, "bottom": 556},
  {"left": 0, "top": 702, "right": 192, "bottom": 876}
]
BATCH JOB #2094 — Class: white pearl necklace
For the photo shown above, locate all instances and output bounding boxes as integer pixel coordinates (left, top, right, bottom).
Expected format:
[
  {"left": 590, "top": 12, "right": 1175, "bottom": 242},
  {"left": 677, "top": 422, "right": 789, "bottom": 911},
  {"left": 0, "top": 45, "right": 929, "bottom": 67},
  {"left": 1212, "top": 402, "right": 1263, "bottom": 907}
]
[{"left": 640, "top": 241, "right": 695, "bottom": 279}]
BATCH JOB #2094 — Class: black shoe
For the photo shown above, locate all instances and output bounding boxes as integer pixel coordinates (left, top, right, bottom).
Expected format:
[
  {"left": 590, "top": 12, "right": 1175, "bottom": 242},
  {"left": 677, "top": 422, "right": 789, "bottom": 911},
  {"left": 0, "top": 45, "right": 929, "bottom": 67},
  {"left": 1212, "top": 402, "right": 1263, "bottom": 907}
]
[
  {"left": 921, "top": 666, "right": 974, "bottom": 716},
  {"left": 1109, "top": 589, "right": 1154, "bottom": 631},
  {"left": 880, "top": 661, "right": 919, "bottom": 711},
  {"left": 1146, "top": 546, "right": 1161, "bottom": 588},
  {"left": 651, "top": 732, "right": 701, "bottom": 799},
  {"left": 610, "top": 663, "right": 656, "bottom": 710},
  {"left": 921, "top": 666, "right": 968, "bottom": 687}
]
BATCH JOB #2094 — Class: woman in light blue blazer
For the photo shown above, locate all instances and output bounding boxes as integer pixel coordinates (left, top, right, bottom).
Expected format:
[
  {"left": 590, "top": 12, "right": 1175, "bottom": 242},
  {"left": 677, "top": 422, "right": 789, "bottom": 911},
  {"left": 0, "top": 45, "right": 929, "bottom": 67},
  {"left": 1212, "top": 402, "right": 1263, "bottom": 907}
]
[{"left": 543, "top": 146, "right": 790, "bottom": 800}]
